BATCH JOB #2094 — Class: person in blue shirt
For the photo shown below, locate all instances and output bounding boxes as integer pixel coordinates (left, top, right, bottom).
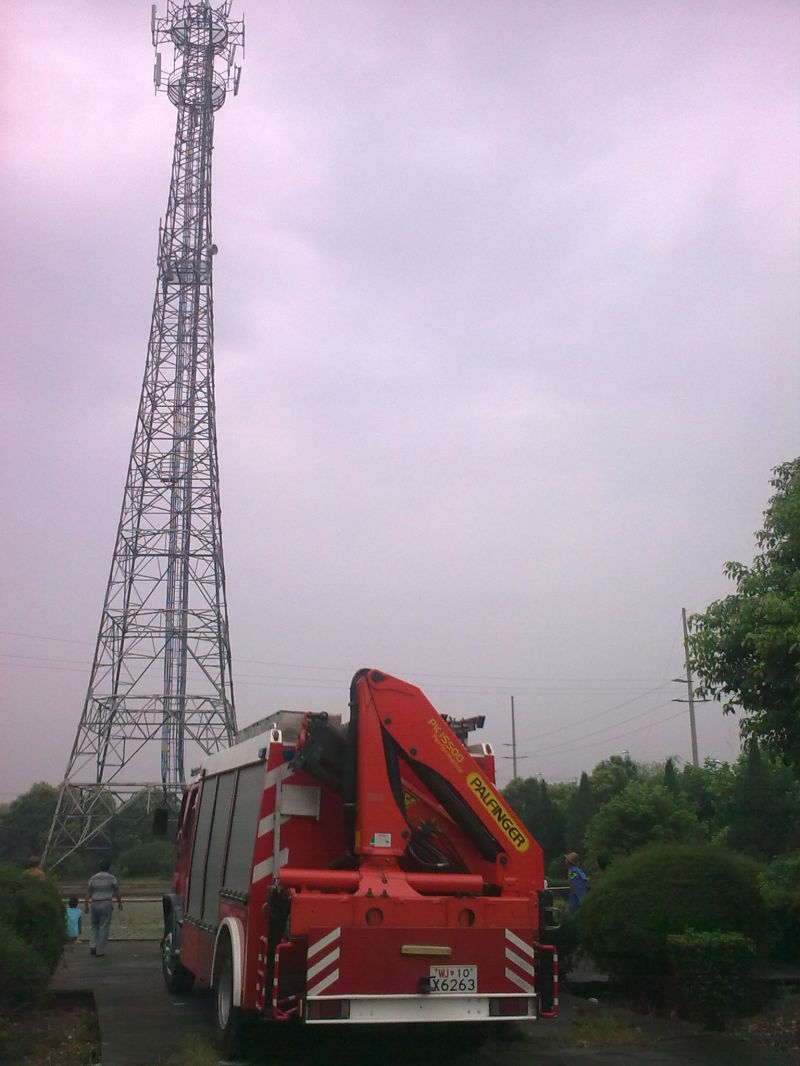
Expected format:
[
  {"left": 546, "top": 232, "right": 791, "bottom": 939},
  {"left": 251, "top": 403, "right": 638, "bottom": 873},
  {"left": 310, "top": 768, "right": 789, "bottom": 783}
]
[
  {"left": 566, "top": 851, "right": 588, "bottom": 913},
  {"left": 65, "top": 895, "right": 82, "bottom": 944}
]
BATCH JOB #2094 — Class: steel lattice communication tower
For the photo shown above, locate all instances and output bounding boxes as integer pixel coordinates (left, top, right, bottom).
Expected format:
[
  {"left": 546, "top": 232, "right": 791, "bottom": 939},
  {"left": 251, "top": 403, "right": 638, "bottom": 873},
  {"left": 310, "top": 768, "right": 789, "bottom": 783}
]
[{"left": 44, "top": 1, "right": 244, "bottom": 868}]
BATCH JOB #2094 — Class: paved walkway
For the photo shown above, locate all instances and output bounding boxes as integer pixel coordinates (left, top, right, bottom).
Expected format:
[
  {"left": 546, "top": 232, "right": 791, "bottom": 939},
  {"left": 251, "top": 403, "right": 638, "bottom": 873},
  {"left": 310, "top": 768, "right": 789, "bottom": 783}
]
[
  {"left": 51, "top": 941, "right": 212, "bottom": 1066},
  {"left": 50, "top": 942, "right": 798, "bottom": 1066}
]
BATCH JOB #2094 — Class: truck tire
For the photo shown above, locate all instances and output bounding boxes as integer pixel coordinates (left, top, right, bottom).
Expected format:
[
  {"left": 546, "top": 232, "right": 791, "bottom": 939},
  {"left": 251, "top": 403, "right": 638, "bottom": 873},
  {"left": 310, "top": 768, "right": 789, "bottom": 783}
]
[
  {"left": 214, "top": 933, "right": 246, "bottom": 1056},
  {"left": 161, "top": 925, "right": 195, "bottom": 995}
]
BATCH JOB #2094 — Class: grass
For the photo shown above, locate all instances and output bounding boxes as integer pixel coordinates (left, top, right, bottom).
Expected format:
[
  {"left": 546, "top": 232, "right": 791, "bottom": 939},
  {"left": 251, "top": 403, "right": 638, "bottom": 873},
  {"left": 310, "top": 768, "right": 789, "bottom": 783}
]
[
  {"left": 69, "top": 899, "right": 163, "bottom": 942},
  {"left": 110, "top": 899, "right": 162, "bottom": 940},
  {"left": 734, "top": 990, "right": 800, "bottom": 1055},
  {"left": 0, "top": 992, "right": 101, "bottom": 1066},
  {"left": 559, "top": 1006, "right": 644, "bottom": 1048},
  {"left": 158, "top": 1033, "right": 219, "bottom": 1066}
]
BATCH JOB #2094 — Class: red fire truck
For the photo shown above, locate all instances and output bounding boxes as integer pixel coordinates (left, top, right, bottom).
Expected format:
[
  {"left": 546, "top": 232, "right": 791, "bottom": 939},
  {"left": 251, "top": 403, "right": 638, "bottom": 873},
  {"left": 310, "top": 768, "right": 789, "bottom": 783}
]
[{"left": 160, "top": 669, "right": 557, "bottom": 1051}]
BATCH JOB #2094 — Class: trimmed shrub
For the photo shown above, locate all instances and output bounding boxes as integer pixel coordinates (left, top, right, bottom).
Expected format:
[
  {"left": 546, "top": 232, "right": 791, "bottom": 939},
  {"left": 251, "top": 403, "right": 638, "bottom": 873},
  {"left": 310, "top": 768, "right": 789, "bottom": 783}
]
[
  {"left": 115, "top": 839, "right": 174, "bottom": 878},
  {"left": 578, "top": 843, "right": 764, "bottom": 1003},
  {"left": 0, "top": 864, "right": 65, "bottom": 1012},
  {"left": 667, "top": 930, "right": 756, "bottom": 1029},
  {"left": 0, "top": 924, "right": 47, "bottom": 1011},
  {"left": 758, "top": 852, "right": 800, "bottom": 964}
]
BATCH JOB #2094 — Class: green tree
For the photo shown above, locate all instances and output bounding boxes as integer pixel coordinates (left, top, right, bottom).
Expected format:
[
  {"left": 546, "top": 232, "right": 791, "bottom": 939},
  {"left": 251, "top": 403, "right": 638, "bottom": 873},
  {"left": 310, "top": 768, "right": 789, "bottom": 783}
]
[
  {"left": 679, "top": 760, "right": 731, "bottom": 838},
  {"left": 536, "top": 779, "right": 567, "bottom": 861},
  {"left": 109, "top": 792, "right": 163, "bottom": 856},
  {"left": 0, "top": 783, "right": 58, "bottom": 867},
  {"left": 503, "top": 776, "right": 566, "bottom": 863},
  {"left": 720, "top": 743, "right": 800, "bottom": 859},
  {"left": 690, "top": 458, "right": 800, "bottom": 768},
  {"left": 663, "top": 757, "right": 679, "bottom": 795},
  {"left": 589, "top": 754, "right": 639, "bottom": 807},
  {"left": 565, "top": 771, "right": 594, "bottom": 855},
  {"left": 584, "top": 777, "right": 705, "bottom": 865}
]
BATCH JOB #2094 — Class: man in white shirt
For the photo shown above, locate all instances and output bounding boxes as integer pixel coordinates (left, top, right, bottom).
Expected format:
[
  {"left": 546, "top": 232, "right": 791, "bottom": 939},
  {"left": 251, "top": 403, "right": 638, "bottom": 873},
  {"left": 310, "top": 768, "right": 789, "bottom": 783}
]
[{"left": 85, "top": 858, "right": 123, "bottom": 957}]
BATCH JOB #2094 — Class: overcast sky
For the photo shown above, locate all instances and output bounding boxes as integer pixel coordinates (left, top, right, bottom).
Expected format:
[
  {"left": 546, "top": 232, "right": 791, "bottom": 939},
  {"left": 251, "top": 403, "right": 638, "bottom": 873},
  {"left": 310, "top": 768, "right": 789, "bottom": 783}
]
[{"left": 1, "top": 1, "right": 798, "bottom": 801}]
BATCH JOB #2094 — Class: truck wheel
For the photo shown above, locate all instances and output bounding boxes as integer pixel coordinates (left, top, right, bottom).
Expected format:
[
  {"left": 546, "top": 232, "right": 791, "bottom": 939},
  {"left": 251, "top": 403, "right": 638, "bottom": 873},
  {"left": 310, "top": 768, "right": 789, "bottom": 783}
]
[
  {"left": 162, "top": 927, "right": 195, "bottom": 995},
  {"left": 214, "top": 934, "right": 246, "bottom": 1056}
]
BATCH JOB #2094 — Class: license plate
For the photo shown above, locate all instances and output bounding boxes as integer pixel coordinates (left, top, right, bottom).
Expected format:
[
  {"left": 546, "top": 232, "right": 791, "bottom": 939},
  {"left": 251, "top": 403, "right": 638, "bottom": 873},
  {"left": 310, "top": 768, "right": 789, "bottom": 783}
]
[{"left": 428, "top": 965, "right": 477, "bottom": 993}]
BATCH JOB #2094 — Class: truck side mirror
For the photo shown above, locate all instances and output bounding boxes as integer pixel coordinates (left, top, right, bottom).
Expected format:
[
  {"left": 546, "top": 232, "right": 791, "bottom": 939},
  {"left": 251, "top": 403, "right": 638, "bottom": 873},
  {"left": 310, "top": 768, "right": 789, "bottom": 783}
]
[{"left": 153, "top": 807, "right": 169, "bottom": 837}]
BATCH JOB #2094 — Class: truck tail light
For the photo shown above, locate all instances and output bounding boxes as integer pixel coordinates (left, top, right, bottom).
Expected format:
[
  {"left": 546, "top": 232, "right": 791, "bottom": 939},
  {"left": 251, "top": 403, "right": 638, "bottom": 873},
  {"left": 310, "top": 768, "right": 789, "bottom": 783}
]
[
  {"left": 306, "top": 999, "right": 350, "bottom": 1021},
  {"left": 489, "top": 996, "right": 531, "bottom": 1017}
]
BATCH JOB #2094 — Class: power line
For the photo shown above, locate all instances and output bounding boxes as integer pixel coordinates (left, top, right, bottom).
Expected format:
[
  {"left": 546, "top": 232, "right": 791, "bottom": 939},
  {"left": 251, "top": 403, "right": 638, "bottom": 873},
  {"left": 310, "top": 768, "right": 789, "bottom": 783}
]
[
  {"left": 0, "top": 635, "right": 677, "bottom": 697},
  {"left": 513, "top": 682, "right": 672, "bottom": 745},
  {"left": 511, "top": 706, "right": 688, "bottom": 766},
  {"left": 0, "top": 630, "right": 93, "bottom": 647},
  {"left": 516, "top": 698, "right": 676, "bottom": 758},
  {"left": 0, "top": 653, "right": 91, "bottom": 667},
  {"left": 0, "top": 630, "right": 675, "bottom": 689}
]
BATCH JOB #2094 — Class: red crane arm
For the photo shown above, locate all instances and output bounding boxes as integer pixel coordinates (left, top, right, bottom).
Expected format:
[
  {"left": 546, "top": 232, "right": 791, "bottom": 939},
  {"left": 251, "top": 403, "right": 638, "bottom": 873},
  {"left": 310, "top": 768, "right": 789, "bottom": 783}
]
[{"left": 352, "top": 669, "right": 543, "bottom": 891}]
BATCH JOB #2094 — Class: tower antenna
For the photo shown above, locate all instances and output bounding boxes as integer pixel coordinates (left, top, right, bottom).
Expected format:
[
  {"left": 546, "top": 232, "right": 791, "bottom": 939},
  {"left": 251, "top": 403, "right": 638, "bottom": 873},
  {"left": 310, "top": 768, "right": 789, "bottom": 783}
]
[{"left": 44, "top": 1, "right": 244, "bottom": 868}]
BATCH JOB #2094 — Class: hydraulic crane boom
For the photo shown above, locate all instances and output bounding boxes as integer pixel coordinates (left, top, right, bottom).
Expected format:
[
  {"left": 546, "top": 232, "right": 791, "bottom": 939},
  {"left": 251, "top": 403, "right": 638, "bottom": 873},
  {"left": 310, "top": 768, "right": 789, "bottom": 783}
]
[{"left": 294, "top": 667, "right": 544, "bottom": 894}]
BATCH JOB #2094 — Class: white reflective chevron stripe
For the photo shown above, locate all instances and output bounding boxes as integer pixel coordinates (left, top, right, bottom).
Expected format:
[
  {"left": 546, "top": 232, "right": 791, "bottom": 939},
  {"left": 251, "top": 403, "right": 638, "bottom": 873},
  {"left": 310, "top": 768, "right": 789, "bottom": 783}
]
[
  {"left": 307, "top": 947, "right": 340, "bottom": 981},
  {"left": 257, "top": 811, "right": 289, "bottom": 838},
  {"left": 308, "top": 926, "right": 341, "bottom": 959},
  {"left": 265, "top": 763, "right": 293, "bottom": 790},
  {"left": 251, "top": 847, "right": 289, "bottom": 884},
  {"left": 307, "top": 968, "right": 340, "bottom": 998},
  {"left": 505, "top": 947, "right": 536, "bottom": 978},
  {"left": 505, "top": 967, "right": 535, "bottom": 994},
  {"left": 505, "top": 929, "right": 534, "bottom": 958},
  {"left": 306, "top": 928, "right": 342, "bottom": 998}
]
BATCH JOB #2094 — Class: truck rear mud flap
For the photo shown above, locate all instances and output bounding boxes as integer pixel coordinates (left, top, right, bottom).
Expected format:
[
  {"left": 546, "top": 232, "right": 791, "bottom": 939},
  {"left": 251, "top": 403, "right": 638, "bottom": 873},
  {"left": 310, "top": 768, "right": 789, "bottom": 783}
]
[{"left": 534, "top": 942, "right": 558, "bottom": 1017}]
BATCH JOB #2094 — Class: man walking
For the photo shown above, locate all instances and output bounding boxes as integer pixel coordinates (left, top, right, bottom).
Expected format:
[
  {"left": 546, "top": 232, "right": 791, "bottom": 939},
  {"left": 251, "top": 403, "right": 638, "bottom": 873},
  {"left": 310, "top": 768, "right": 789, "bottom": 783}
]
[{"left": 85, "top": 857, "right": 123, "bottom": 956}]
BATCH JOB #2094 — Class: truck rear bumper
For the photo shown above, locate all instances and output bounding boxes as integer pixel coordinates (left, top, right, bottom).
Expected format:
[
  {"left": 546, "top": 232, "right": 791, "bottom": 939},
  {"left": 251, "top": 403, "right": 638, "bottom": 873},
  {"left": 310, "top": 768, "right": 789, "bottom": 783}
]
[{"left": 304, "top": 992, "right": 537, "bottom": 1024}]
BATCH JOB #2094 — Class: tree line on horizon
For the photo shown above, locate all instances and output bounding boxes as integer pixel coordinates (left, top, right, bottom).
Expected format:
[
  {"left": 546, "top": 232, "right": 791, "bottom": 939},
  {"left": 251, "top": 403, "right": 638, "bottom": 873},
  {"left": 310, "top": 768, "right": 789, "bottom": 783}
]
[{"left": 504, "top": 745, "right": 800, "bottom": 879}]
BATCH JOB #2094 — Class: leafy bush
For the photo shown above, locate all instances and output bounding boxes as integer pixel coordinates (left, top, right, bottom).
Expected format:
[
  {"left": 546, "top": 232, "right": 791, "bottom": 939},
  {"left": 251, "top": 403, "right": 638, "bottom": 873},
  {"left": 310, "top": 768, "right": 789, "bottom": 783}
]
[
  {"left": 578, "top": 843, "right": 764, "bottom": 1003},
  {"left": 758, "top": 852, "right": 800, "bottom": 964},
  {"left": 667, "top": 930, "right": 756, "bottom": 1029},
  {"left": 0, "top": 864, "right": 65, "bottom": 1011},
  {"left": 0, "top": 924, "right": 47, "bottom": 1011},
  {"left": 115, "top": 839, "right": 174, "bottom": 878},
  {"left": 584, "top": 779, "right": 705, "bottom": 866}
]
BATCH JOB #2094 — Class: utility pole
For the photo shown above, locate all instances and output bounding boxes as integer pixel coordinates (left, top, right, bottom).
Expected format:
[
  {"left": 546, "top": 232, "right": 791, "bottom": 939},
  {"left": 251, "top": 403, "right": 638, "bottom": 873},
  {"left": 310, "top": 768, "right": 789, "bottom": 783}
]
[
  {"left": 682, "top": 607, "right": 700, "bottom": 767},
  {"left": 510, "top": 695, "right": 518, "bottom": 779}
]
